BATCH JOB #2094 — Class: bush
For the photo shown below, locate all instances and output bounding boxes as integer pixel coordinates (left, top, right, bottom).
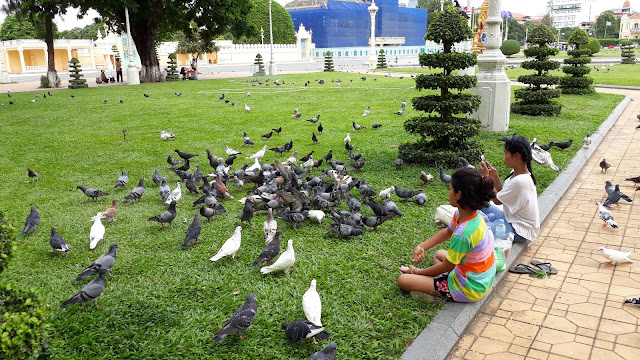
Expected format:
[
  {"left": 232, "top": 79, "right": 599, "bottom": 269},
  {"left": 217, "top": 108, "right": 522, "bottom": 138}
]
[
  {"left": 559, "top": 29, "right": 594, "bottom": 95},
  {"left": 324, "top": 51, "right": 334, "bottom": 72},
  {"left": 585, "top": 38, "right": 601, "bottom": 55},
  {"left": 68, "top": 57, "right": 88, "bottom": 89},
  {"left": 253, "top": 53, "right": 266, "bottom": 76},
  {"left": 166, "top": 53, "right": 179, "bottom": 81},
  {"left": 399, "top": 6, "right": 480, "bottom": 168},
  {"left": 39, "top": 76, "right": 49, "bottom": 89},
  {"left": 595, "top": 38, "right": 615, "bottom": 48},
  {"left": 377, "top": 49, "right": 387, "bottom": 68},
  {"left": 500, "top": 39, "right": 521, "bottom": 57},
  {"left": 511, "top": 25, "right": 562, "bottom": 116},
  {"left": 621, "top": 40, "right": 636, "bottom": 64}
]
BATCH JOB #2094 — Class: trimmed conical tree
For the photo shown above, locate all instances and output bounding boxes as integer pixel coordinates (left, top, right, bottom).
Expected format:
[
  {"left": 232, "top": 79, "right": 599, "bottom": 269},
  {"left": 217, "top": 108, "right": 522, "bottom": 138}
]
[
  {"left": 511, "top": 25, "right": 561, "bottom": 116},
  {"left": 254, "top": 54, "right": 266, "bottom": 76},
  {"left": 621, "top": 40, "right": 636, "bottom": 64},
  {"left": 67, "top": 57, "right": 88, "bottom": 89},
  {"left": 398, "top": 6, "right": 481, "bottom": 167},
  {"left": 324, "top": 51, "right": 334, "bottom": 72},
  {"left": 166, "top": 53, "right": 179, "bottom": 81},
  {"left": 559, "top": 29, "right": 594, "bottom": 95},
  {"left": 377, "top": 49, "right": 387, "bottom": 68}
]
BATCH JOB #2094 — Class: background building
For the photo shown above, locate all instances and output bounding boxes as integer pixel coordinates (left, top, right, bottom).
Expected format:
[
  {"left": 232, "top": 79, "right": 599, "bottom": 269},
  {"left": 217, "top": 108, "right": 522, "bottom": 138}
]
[
  {"left": 620, "top": 12, "right": 640, "bottom": 39},
  {"left": 547, "top": 0, "right": 596, "bottom": 29}
]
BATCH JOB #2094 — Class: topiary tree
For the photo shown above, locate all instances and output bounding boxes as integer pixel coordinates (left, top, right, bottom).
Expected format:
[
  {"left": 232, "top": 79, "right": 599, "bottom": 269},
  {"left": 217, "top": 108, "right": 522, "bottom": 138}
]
[
  {"left": 68, "top": 57, "right": 88, "bottom": 89},
  {"left": 377, "top": 49, "right": 387, "bottom": 68},
  {"left": 253, "top": 53, "right": 266, "bottom": 76},
  {"left": 585, "top": 38, "right": 601, "bottom": 56},
  {"left": 621, "top": 40, "right": 636, "bottom": 64},
  {"left": 559, "top": 29, "right": 593, "bottom": 94},
  {"left": 398, "top": 6, "right": 481, "bottom": 167},
  {"left": 511, "top": 25, "right": 562, "bottom": 116},
  {"left": 324, "top": 51, "right": 334, "bottom": 72},
  {"left": 500, "top": 39, "right": 521, "bottom": 57},
  {"left": 166, "top": 53, "right": 179, "bottom": 81}
]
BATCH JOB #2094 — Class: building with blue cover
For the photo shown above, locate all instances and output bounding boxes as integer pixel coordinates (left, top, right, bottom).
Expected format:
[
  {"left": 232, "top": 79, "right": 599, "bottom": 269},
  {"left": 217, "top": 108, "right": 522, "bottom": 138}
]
[{"left": 285, "top": 0, "right": 428, "bottom": 49}]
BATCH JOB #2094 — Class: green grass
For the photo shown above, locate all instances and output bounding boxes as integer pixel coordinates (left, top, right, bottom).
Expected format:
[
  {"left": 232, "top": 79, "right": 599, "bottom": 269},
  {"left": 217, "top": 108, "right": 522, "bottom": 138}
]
[{"left": 0, "top": 73, "right": 623, "bottom": 359}]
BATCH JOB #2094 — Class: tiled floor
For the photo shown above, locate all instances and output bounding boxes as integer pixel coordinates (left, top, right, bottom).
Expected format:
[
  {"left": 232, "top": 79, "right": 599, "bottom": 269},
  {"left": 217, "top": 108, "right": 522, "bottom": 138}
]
[{"left": 447, "top": 88, "right": 640, "bottom": 360}]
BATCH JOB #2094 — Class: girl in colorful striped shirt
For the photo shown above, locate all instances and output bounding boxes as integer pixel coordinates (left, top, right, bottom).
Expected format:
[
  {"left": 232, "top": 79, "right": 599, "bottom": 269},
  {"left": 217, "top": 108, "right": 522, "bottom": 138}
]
[{"left": 398, "top": 168, "right": 497, "bottom": 302}]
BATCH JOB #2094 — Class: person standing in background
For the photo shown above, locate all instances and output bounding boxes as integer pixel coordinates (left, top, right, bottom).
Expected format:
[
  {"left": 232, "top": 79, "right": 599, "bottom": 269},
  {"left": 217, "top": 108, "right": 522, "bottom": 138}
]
[{"left": 115, "top": 58, "right": 123, "bottom": 82}]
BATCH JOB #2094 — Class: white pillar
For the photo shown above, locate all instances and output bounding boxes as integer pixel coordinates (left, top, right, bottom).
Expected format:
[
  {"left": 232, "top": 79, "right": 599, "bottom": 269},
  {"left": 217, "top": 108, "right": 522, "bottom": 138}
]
[
  {"left": 470, "top": 0, "right": 511, "bottom": 132},
  {"left": 18, "top": 46, "right": 26, "bottom": 73},
  {"left": 0, "top": 44, "right": 10, "bottom": 82},
  {"left": 368, "top": 1, "right": 378, "bottom": 69},
  {"left": 268, "top": 0, "right": 277, "bottom": 75},
  {"left": 90, "top": 40, "right": 96, "bottom": 69},
  {"left": 125, "top": 7, "right": 140, "bottom": 85}
]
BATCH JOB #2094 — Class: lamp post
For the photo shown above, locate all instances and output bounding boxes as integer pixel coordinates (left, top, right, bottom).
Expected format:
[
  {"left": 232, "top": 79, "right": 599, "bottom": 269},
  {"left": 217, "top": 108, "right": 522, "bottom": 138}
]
[
  {"left": 124, "top": 7, "right": 140, "bottom": 85},
  {"left": 440, "top": 0, "right": 444, "bottom": 11},
  {"left": 368, "top": 0, "right": 378, "bottom": 70},
  {"left": 261, "top": 27, "right": 265, "bottom": 45},
  {"left": 268, "top": 0, "right": 277, "bottom": 75}
]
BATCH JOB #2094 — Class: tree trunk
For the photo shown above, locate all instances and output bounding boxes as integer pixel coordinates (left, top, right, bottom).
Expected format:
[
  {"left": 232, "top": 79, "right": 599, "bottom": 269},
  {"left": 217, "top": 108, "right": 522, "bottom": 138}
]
[
  {"left": 45, "top": 15, "right": 59, "bottom": 88},
  {"left": 131, "top": 22, "right": 163, "bottom": 83}
]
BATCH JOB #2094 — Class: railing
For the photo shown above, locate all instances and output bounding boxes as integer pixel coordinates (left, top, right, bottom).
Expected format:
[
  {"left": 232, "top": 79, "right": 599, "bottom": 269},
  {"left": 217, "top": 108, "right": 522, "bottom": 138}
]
[
  {"left": 313, "top": 44, "right": 461, "bottom": 59},
  {"left": 25, "top": 66, "right": 47, "bottom": 72}
]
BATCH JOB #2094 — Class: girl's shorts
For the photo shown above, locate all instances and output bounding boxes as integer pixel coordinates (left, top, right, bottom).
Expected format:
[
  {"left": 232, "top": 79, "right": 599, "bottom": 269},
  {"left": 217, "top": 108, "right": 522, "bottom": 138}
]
[{"left": 433, "top": 273, "right": 454, "bottom": 301}]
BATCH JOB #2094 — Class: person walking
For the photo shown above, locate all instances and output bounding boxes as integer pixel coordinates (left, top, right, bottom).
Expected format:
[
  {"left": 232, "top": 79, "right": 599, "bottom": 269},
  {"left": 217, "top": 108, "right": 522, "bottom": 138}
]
[{"left": 115, "top": 58, "right": 123, "bottom": 82}]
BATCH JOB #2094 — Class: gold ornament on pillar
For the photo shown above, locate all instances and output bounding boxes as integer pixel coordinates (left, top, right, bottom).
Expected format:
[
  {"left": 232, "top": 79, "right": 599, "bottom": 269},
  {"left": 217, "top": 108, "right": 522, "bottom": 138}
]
[{"left": 472, "top": 0, "right": 490, "bottom": 54}]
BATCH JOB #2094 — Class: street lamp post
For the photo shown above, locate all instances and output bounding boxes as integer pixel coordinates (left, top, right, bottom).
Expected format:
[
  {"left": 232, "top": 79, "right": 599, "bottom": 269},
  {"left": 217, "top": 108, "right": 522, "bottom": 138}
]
[
  {"left": 368, "top": 0, "right": 378, "bottom": 69},
  {"left": 124, "top": 7, "right": 140, "bottom": 85},
  {"left": 268, "top": 0, "right": 277, "bottom": 75},
  {"left": 440, "top": 0, "right": 444, "bottom": 11}
]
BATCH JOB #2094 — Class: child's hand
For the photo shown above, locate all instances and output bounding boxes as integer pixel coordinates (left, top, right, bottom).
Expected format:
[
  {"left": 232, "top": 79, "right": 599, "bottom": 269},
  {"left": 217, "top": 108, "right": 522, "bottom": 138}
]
[
  {"left": 412, "top": 246, "right": 425, "bottom": 264},
  {"left": 398, "top": 265, "right": 417, "bottom": 274}
]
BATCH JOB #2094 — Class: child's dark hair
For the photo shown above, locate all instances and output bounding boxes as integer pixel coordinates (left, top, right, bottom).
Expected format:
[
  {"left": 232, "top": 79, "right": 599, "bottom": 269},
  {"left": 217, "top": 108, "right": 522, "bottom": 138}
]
[
  {"left": 503, "top": 135, "right": 537, "bottom": 186},
  {"left": 451, "top": 168, "right": 496, "bottom": 210}
]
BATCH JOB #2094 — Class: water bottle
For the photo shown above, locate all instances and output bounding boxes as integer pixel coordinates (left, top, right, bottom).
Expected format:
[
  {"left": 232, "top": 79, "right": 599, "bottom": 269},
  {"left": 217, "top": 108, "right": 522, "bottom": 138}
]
[{"left": 495, "top": 219, "right": 507, "bottom": 240}]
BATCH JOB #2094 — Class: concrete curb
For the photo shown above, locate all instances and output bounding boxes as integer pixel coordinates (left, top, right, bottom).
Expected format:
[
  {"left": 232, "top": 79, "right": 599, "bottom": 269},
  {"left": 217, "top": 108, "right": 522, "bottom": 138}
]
[
  {"left": 595, "top": 84, "right": 640, "bottom": 91},
  {"left": 400, "top": 94, "right": 632, "bottom": 360}
]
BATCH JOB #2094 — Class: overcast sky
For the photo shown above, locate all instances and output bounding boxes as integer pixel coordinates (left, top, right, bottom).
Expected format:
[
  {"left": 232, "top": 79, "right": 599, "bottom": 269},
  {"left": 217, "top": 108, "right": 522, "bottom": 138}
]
[{"left": 0, "top": 1, "right": 622, "bottom": 31}]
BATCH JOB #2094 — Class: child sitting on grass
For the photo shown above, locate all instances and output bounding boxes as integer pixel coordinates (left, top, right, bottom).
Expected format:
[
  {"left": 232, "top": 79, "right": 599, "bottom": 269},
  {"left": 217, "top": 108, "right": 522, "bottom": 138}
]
[{"left": 398, "top": 168, "right": 497, "bottom": 302}]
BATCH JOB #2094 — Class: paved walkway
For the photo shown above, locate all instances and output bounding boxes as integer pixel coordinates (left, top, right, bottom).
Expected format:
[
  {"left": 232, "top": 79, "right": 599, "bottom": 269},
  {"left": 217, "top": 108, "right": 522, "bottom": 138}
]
[{"left": 447, "top": 87, "right": 640, "bottom": 360}]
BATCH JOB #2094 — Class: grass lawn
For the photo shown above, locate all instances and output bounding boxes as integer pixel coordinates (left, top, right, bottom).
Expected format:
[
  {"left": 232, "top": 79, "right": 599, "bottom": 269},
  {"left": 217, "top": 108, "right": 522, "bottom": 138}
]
[{"left": 0, "top": 73, "right": 623, "bottom": 359}]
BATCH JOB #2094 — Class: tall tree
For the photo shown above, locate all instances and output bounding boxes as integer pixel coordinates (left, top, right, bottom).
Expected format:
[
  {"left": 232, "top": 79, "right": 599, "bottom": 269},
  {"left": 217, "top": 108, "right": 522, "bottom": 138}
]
[
  {"left": 76, "top": 0, "right": 254, "bottom": 83},
  {"left": 0, "top": 14, "right": 43, "bottom": 40},
  {"left": 540, "top": 13, "right": 554, "bottom": 29},
  {"left": 417, "top": 0, "right": 453, "bottom": 32},
  {"left": 506, "top": 18, "right": 526, "bottom": 43},
  {"left": 594, "top": 10, "right": 619, "bottom": 39},
  {"left": 2, "top": 1, "right": 69, "bottom": 87},
  {"left": 59, "top": 20, "right": 105, "bottom": 40},
  {"left": 176, "top": 28, "right": 219, "bottom": 69}
]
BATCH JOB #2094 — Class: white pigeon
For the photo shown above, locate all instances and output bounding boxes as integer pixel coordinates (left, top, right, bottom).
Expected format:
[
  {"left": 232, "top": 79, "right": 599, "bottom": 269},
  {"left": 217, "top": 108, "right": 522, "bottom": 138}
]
[
  {"left": 302, "top": 279, "right": 322, "bottom": 326},
  {"left": 362, "top": 106, "right": 370, "bottom": 117},
  {"left": 379, "top": 186, "right": 394, "bottom": 200},
  {"left": 301, "top": 156, "right": 314, "bottom": 169},
  {"left": 165, "top": 182, "right": 182, "bottom": 205},
  {"left": 210, "top": 225, "right": 243, "bottom": 262},
  {"left": 244, "top": 103, "right": 251, "bottom": 112},
  {"left": 344, "top": 133, "right": 351, "bottom": 144},
  {"left": 246, "top": 145, "right": 269, "bottom": 160},
  {"left": 583, "top": 132, "right": 591, "bottom": 149},
  {"left": 160, "top": 130, "right": 176, "bottom": 139},
  {"left": 240, "top": 195, "right": 262, "bottom": 204},
  {"left": 596, "top": 201, "right": 618, "bottom": 228},
  {"left": 225, "top": 145, "right": 241, "bottom": 156},
  {"left": 260, "top": 239, "right": 295, "bottom": 274},
  {"left": 307, "top": 210, "right": 325, "bottom": 224},
  {"left": 283, "top": 151, "right": 298, "bottom": 166},
  {"left": 263, "top": 208, "right": 278, "bottom": 244},
  {"left": 89, "top": 214, "right": 105, "bottom": 250},
  {"left": 246, "top": 158, "right": 261, "bottom": 173},
  {"left": 598, "top": 246, "right": 633, "bottom": 265},
  {"left": 531, "top": 147, "right": 560, "bottom": 172}
]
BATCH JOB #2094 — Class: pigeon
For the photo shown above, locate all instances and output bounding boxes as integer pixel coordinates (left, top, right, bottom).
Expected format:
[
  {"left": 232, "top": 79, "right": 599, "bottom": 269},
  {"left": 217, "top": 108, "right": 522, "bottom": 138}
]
[
  {"left": 212, "top": 292, "right": 257, "bottom": 342},
  {"left": 27, "top": 168, "right": 40, "bottom": 181},
  {"left": 76, "top": 243, "right": 119, "bottom": 280},
  {"left": 272, "top": 127, "right": 282, "bottom": 135},
  {"left": 236, "top": 199, "right": 254, "bottom": 226},
  {"left": 600, "top": 159, "right": 611, "bottom": 173},
  {"left": 625, "top": 175, "right": 640, "bottom": 186},
  {"left": 401, "top": 100, "right": 406, "bottom": 108},
  {"left": 344, "top": 133, "right": 351, "bottom": 144},
  {"left": 160, "top": 131, "right": 176, "bottom": 139},
  {"left": 292, "top": 110, "right": 302, "bottom": 118},
  {"left": 352, "top": 121, "right": 366, "bottom": 130},
  {"left": 604, "top": 181, "right": 615, "bottom": 197},
  {"left": 307, "top": 342, "right": 338, "bottom": 360},
  {"left": 49, "top": 227, "right": 70, "bottom": 254},
  {"left": 583, "top": 132, "right": 591, "bottom": 148},
  {"left": 345, "top": 141, "right": 354, "bottom": 152},
  {"left": 438, "top": 166, "right": 451, "bottom": 184},
  {"left": 307, "top": 114, "right": 320, "bottom": 124},
  {"left": 164, "top": 183, "right": 182, "bottom": 205},
  {"left": 598, "top": 246, "right": 633, "bottom": 266},
  {"left": 89, "top": 214, "right": 106, "bottom": 249},
  {"left": 283, "top": 151, "right": 299, "bottom": 166},
  {"left": 263, "top": 208, "right": 278, "bottom": 243},
  {"left": 531, "top": 147, "right": 560, "bottom": 172},
  {"left": 148, "top": 201, "right": 177, "bottom": 229},
  {"left": 260, "top": 239, "right": 295, "bottom": 274},
  {"left": 420, "top": 171, "right": 433, "bottom": 183},
  {"left": 384, "top": 199, "right": 403, "bottom": 217},
  {"left": 144, "top": 93, "right": 150, "bottom": 98},
  {"left": 361, "top": 106, "right": 370, "bottom": 116},
  {"left": 394, "top": 159, "right": 403, "bottom": 167},
  {"left": 252, "top": 231, "right": 281, "bottom": 266},
  {"left": 362, "top": 214, "right": 395, "bottom": 231},
  {"left": 603, "top": 184, "right": 632, "bottom": 208},
  {"left": 22, "top": 206, "right": 40, "bottom": 235},
  {"left": 159, "top": 178, "right": 170, "bottom": 200},
  {"left": 219, "top": 93, "right": 224, "bottom": 100},
  {"left": 300, "top": 151, "right": 314, "bottom": 162},
  {"left": 596, "top": 201, "right": 618, "bottom": 228},
  {"left": 181, "top": 213, "right": 202, "bottom": 248},
  {"left": 175, "top": 149, "right": 199, "bottom": 160},
  {"left": 312, "top": 132, "right": 319, "bottom": 144},
  {"left": 393, "top": 109, "right": 404, "bottom": 115},
  {"left": 77, "top": 186, "right": 109, "bottom": 201},
  {"left": 123, "top": 178, "right": 145, "bottom": 203},
  {"left": 457, "top": 157, "right": 475, "bottom": 169},
  {"left": 167, "top": 154, "right": 182, "bottom": 166},
  {"left": 225, "top": 145, "right": 241, "bottom": 156},
  {"left": 282, "top": 319, "right": 331, "bottom": 343},
  {"left": 416, "top": 192, "right": 427, "bottom": 205},
  {"left": 210, "top": 225, "right": 243, "bottom": 262},
  {"left": 60, "top": 272, "right": 106, "bottom": 309},
  {"left": 92, "top": 199, "right": 118, "bottom": 223},
  {"left": 308, "top": 210, "right": 325, "bottom": 224},
  {"left": 317, "top": 123, "right": 323, "bottom": 134},
  {"left": 327, "top": 223, "right": 364, "bottom": 237},
  {"left": 216, "top": 173, "right": 233, "bottom": 199},
  {"left": 303, "top": 279, "right": 322, "bottom": 326},
  {"left": 242, "top": 132, "right": 254, "bottom": 145},
  {"left": 244, "top": 103, "right": 251, "bottom": 112},
  {"left": 199, "top": 203, "right": 226, "bottom": 221},
  {"left": 552, "top": 139, "right": 573, "bottom": 150},
  {"left": 152, "top": 170, "right": 162, "bottom": 185},
  {"left": 624, "top": 296, "right": 640, "bottom": 304},
  {"left": 379, "top": 186, "right": 394, "bottom": 200},
  {"left": 371, "top": 123, "right": 382, "bottom": 129},
  {"left": 175, "top": 92, "right": 182, "bottom": 96},
  {"left": 246, "top": 145, "right": 269, "bottom": 161}
]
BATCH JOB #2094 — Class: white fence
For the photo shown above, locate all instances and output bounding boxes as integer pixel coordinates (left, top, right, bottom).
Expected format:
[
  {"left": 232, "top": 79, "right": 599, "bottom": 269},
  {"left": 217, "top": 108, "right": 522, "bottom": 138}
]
[{"left": 217, "top": 43, "right": 303, "bottom": 64}]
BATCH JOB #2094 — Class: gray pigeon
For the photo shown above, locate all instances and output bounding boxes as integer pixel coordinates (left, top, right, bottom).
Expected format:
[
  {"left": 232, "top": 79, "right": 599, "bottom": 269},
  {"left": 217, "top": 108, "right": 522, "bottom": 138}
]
[
  {"left": 438, "top": 166, "right": 451, "bottom": 184},
  {"left": 159, "top": 178, "right": 170, "bottom": 200},
  {"left": 457, "top": 157, "right": 475, "bottom": 169},
  {"left": 114, "top": 170, "right": 129, "bottom": 188},
  {"left": 252, "top": 231, "right": 281, "bottom": 266},
  {"left": 200, "top": 204, "right": 227, "bottom": 221},
  {"left": 152, "top": 170, "right": 162, "bottom": 185},
  {"left": 600, "top": 159, "right": 611, "bottom": 173},
  {"left": 604, "top": 185, "right": 632, "bottom": 208},
  {"left": 394, "top": 186, "right": 423, "bottom": 203},
  {"left": 148, "top": 201, "right": 177, "bottom": 229},
  {"left": 362, "top": 214, "right": 395, "bottom": 231},
  {"left": 76, "top": 243, "right": 119, "bottom": 280},
  {"left": 327, "top": 223, "right": 364, "bottom": 237},
  {"left": 416, "top": 192, "right": 427, "bottom": 205},
  {"left": 307, "top": 343, "right": 338, "bottom": 360},
  {"left": 212, "top": 292, "right": 258, "bottom": 342},
  {"left": 49, "top": 227, "right": 70, "bottom": 254},
  {"left": 27, "top": 168, "right": 40, "bottom": 181},
  {"left": 123, "top": 178, "right": 145, "bottom": 203},
  {"left": 604, "top": 181, "right": 615, "bottom": 196},
  {"left": 282, "top": 319, "right": 331, "bottom": 342},
  {"left": 394, "top": 159, "right": 403, "bottom": 167},
  {"left": 384, "top": 199, "right": 403, "bottom": 217},
  {"left": 181, "top": 213, "right": 202, "bottom": 248},
  {"left": 22, "top": 206, "right": 40, "bottom": 235},
  {"left": 77, "top": 185, "right": 109, "bottom": 201},
  {"left": 236, "top": 199, "right": 254, "bottom": 226},
  {"left": 60, "top": 273, "right": 106, "bottom": 309}
]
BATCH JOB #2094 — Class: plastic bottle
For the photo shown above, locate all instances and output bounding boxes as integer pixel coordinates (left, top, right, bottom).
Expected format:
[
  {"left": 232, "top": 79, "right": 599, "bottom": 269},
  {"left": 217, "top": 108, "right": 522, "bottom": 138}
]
[{"left": 495, "top": 219, "right": 507, "bottom": 240}]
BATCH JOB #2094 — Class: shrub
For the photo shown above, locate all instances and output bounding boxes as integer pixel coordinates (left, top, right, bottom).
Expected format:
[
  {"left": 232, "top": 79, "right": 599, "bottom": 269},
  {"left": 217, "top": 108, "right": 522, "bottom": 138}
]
[
  {"left": 377, "top": 49, "right": 387, "bottom": 68},
  {"left": 166, "top": 53, "right": 179, "bottom": 81},
  {"left": 511, "top": 25, "right": 562, "bottom": 116},
  {"left": 39, "top": 76, "right": 49, "bottom": 89},
  {"left": 621, "top": 40, "right": 636, "bottom": 64},
  {"left": 67, "top": 57, "right": 88, "bottom": 89},
  {"left": 399, "top": 6, "right": 481, "bottom": 167},
  {"left": 253, "top": 53, "right": 266, "bottom": 76},
  {"left": 559, "top": 29, "right": 593, "bottom": 95},
  {"left": 500, "top": 39, "right": 521, "bottom": 57},
  {"left": 324, "top": 51, "right": 334, "bottom": 72},
  {"left": 595, "top": 38, "right": 615, "bottom": 48},
  {"left": 585, "top": 38, "right": 601, "bottom": 55}
]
